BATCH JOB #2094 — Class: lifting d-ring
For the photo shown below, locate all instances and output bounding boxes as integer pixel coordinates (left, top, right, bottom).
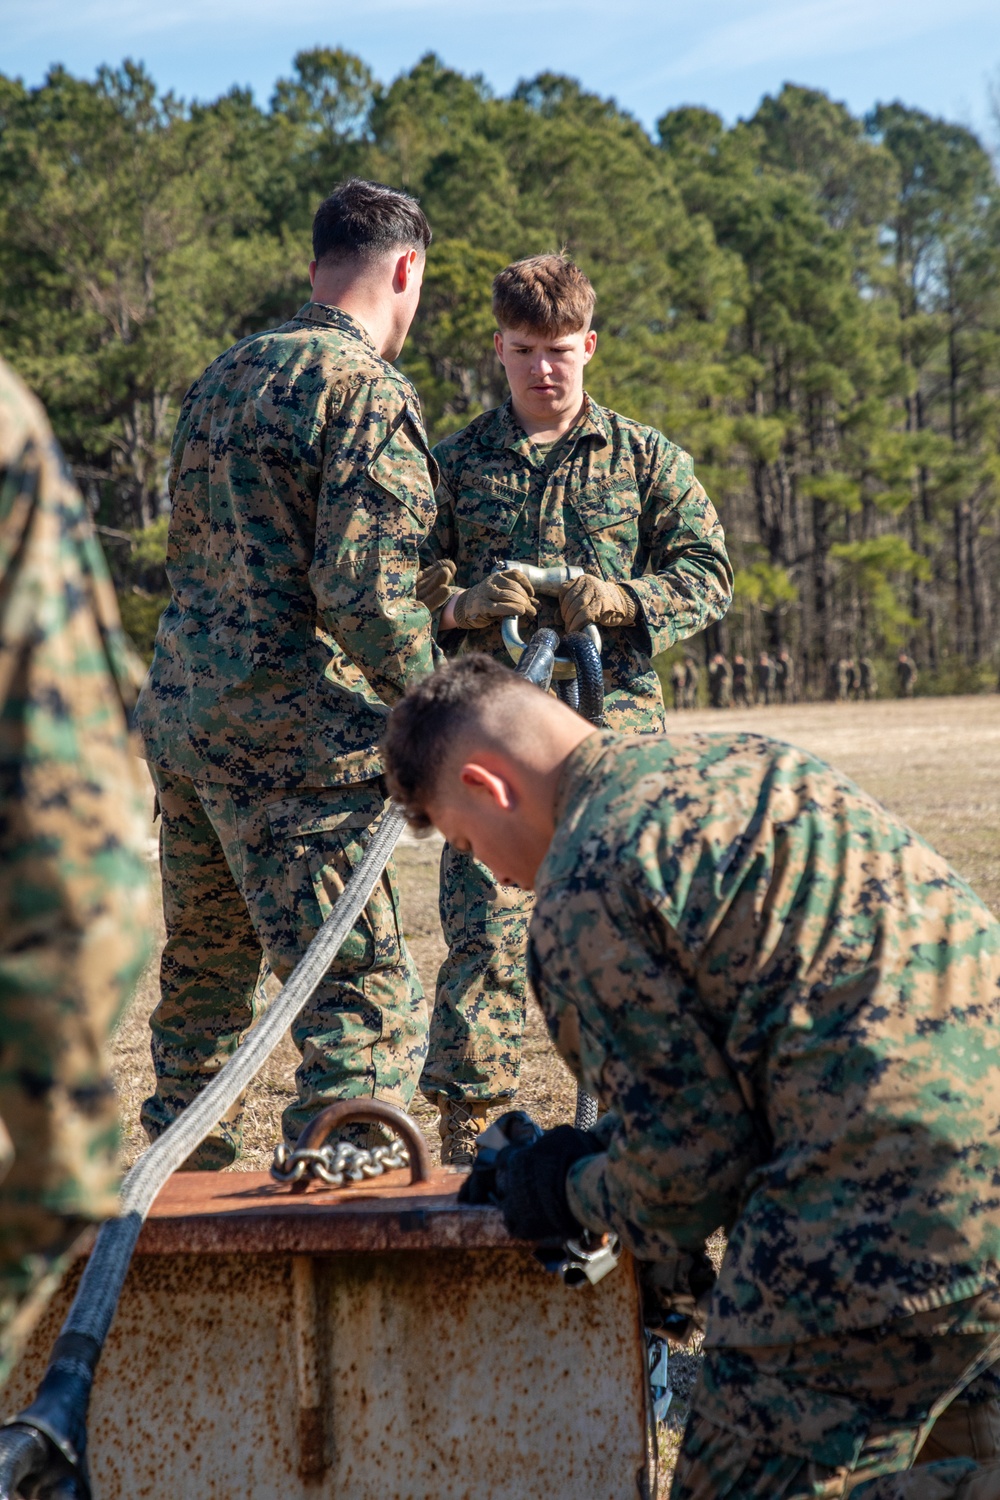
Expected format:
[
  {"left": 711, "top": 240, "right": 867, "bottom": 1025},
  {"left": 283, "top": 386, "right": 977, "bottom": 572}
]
[
  {"left": 501, "top": 617, "right": 602, "bottom": 680},
  {"left": 279, "top": 1099, "right": 433, "bottom": 1193},
  {"left": 495, "top": 560, "right": 603, "bottom": 680}
]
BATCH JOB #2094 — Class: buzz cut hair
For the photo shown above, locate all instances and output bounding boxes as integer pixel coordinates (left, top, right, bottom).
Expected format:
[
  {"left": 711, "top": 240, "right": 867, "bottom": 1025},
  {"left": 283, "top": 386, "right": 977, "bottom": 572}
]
[
  {"left": 381, "top": 656, "right": 542, "bottom": 829},
  {"left": 312, "top": 178, "right": 432, "bottom": 267},
  {"left": 492, "top": 253, "right": 596, "bottom": 337}
]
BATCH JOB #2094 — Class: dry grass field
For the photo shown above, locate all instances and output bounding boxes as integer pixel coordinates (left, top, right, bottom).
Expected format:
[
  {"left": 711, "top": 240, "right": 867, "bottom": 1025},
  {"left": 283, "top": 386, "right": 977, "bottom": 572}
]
[{"left": 110, "top": 694, "right": 1000, "bottom": 1490}]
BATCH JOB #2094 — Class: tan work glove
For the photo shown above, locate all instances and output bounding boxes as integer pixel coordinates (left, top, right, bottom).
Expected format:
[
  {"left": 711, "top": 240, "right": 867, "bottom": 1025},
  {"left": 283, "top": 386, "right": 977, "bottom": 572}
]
[
  {"left": 559, "top": 575, "right": 638, "bottom": 634},
  {"left": 415, "top": 557, "right": 457, "bottom": 613},
  {"left": 452, "top": 569, "right": 537, "bottom": 630}
]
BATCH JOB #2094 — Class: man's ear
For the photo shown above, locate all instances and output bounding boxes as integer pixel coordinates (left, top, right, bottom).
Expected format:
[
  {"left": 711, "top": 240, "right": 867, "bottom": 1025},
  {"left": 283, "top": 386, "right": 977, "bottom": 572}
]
[
  {"left": 493, "top": 330, "right": 507, "bottom": 368},
  {"left": 459, "top": 762, "right": 516, "bottom": 810},
  {"left": 308, "top": 259, "right": 317, "bottom": 288},
  {"left": 395, "top": 248, "right": 419, "bottom": 292},
  {"left": 583, "top": 329, "right": 597, "bottom": 362}
]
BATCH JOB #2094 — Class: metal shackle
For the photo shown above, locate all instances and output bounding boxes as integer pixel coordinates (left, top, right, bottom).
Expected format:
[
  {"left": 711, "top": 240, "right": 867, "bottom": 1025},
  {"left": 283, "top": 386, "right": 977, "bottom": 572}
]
[{"left": 496, "top": 559, "right": 602, "bottom": 681}]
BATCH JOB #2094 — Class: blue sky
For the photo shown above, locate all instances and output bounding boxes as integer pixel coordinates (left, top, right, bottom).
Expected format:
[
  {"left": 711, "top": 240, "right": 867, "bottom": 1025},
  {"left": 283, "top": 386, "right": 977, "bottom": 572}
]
[{"left": 4, "top": 0, "right": 1000, "bottom": 139}]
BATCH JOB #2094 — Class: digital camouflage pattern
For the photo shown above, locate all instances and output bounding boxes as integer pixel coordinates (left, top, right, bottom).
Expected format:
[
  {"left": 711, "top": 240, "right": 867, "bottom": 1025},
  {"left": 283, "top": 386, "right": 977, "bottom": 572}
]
[
  {"left": 419, "top": 842, "right": 533, "bottom": 1104},
  {"left": 855, "top": 1459, "right": 1000, "bottom": 1499},
  {"left": 421, "top": 395, "right": 732, "bottom": 1105},
  {"left": 671, "top": 1293, "right": 1000, "bottom": 1497},
  {"left": 424, "top": 395, "right": 731, "bottom": 734},
  {"left": 0, "top": 358, "right": 150, "bottom": 1381},
  {"left": 526, "top": 729, "right": 1000, "bottom": 1347},
  {"left": 136, "top": 302, "right": 439, "bottom": 789},
  {"left": 136, "top": 304, "right": 438, "bottom": 1157},
  {"left": 142, "top": 769, "right": 426, "bottom": 1166}
]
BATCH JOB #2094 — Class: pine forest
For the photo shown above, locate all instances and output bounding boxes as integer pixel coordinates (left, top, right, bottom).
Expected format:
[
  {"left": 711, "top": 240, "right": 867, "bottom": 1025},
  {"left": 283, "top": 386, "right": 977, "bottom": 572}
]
[{"left": 2, "top": 50, "right": 1000, "bottom": 696}]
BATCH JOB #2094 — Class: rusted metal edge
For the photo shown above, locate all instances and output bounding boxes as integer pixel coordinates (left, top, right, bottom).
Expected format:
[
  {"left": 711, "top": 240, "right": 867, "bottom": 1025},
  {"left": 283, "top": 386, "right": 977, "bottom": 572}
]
[{"left": 132, "top": 1169, "right": 519, "bottom": 1255}]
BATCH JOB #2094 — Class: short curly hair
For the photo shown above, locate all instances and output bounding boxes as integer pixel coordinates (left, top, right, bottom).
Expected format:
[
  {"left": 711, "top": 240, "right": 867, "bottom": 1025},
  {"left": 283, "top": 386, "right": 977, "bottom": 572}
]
[{"left": 381, "top": 656, "right": 542, "bottom": 828}]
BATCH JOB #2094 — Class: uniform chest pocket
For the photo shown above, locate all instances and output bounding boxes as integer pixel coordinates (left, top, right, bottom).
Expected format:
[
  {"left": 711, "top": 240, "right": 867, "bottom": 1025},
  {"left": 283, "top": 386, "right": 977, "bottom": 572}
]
[
  {"left": 569, "top": 480, "right": 642, "bottom": 578},
  {"left": 453, "top": 475, "right": 529, "bottom": 574}
]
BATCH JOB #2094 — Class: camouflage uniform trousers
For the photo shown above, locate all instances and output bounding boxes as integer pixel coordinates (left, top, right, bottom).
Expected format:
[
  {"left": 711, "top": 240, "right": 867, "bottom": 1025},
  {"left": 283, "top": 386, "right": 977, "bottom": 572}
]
[
  {"left": 142, "top": 767, "right": 427, "bottom": 1168},
  {"left": 671, "top": 1293, "right": 1000, "bottom": 1500},
  {"left": 418, "top": 840, "right": 534, "bottom": 1105},
  {"left": 420, "top": 704, "right": 665, "bottom": 1109}
]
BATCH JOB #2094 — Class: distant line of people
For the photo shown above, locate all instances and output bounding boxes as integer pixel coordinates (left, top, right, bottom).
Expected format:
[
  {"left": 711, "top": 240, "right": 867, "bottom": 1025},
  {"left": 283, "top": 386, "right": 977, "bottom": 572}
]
[
  {"left": 670, "top": 649, "right": 796, "bottom": 709},
  {"left": 669, "top": 648, "right": 920, "bottom": 707}
]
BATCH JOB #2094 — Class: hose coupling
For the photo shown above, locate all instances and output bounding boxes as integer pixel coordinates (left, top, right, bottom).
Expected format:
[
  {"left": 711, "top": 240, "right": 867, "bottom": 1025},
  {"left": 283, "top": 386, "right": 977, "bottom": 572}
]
[{"left": 537, "top": 1230, "right": 622, "bottom": 1289}]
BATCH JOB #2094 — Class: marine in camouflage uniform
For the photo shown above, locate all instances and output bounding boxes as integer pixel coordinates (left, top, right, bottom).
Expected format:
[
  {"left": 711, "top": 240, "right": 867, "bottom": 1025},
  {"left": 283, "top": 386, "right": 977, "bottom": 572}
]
[
  {"left": 136, "top": 298, "right": 438, "bottom": 1166},
  {"left": 523, "top": 728, "right": 1000, "bottom": 1497},
  {"left": 775, "top": 648, "right": 796, "bottom": 704},
  {"left": 754, "top": 650, "right": 775, "bottom": 705},
  {"left": 670, "top": 659, "right": 687, "bottom": 712},
  {"left": 0, "top": 358, "right": 150, "bottom": 1384},
  {"left": 830, "top": 657, "right": 851, "bottom": 702},
  {"left": 683, "top": 655, "right": 700, "bottom": 710},
  {"left": 898, "top": 652, "right": 918, "bottom": 698},
  {"left": 707, "top": 651, "right": 732, "bottom": 708},
  {"left": 731, "top": 654, "right": 751, "bottom": 708},
  {"left": 418, "top": 397, "right": 731, "bottom": 1117}
]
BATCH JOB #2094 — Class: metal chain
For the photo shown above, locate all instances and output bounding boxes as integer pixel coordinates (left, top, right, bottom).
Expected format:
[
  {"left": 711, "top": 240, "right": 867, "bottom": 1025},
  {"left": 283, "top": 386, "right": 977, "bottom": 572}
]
[{"left": 270, "top": 1136, "right": 410, "bottom": 1189}]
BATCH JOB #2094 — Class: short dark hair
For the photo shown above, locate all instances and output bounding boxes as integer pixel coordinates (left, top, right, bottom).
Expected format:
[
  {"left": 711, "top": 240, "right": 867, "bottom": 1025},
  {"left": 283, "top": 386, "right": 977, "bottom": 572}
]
[
  {"left": 492, "top": 254, "right": 596, "bottom": 336},
  {"left": 312, "top": 178, "right": 432, "bottom": 266},
  {"left": 382, "top": 656, "right": 538, "bottom": 828}
]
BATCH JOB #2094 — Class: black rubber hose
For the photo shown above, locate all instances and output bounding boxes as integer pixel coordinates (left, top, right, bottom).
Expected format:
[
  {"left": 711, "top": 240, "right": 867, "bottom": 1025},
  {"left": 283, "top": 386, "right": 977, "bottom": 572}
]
[
  {"left": 516, "top": 627, "right": 560, "bottom": 692},
  {"left": 559, "top": 632, "right": 604, "bottom": 726},
  {"left": 555, "top": 677, "right": 580, "bottom": 712},
  {"left": 0, "top": 1427, "right": 55, "bottom": 1500}
]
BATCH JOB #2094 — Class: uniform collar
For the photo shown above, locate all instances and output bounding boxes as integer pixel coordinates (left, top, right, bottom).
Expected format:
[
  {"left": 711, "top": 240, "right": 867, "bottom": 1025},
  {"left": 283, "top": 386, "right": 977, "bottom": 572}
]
[
  {"left": 292, "top": 302, "right": 379, "bottom": 354},
  {"left": 552, "top": 729, "right": 619, "bottom": 827},
  {"left": 480, "top": 394, "right": 610, "bottom": 460}
]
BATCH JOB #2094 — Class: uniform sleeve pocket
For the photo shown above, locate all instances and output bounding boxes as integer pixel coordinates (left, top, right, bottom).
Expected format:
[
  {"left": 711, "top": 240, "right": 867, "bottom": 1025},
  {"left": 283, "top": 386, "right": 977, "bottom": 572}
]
[{"left": 366, "top": 405, "right": 437, "bottom": 530}]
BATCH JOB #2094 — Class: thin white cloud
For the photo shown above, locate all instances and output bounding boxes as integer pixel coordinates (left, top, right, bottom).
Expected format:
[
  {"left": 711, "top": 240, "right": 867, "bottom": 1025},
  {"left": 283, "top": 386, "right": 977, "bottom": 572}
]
[
  {"left": 652, "top": 0, "right": 998, "bottom": 82},
  {"left": 5, "top": 0, "right": 672, "bottom": 53}
]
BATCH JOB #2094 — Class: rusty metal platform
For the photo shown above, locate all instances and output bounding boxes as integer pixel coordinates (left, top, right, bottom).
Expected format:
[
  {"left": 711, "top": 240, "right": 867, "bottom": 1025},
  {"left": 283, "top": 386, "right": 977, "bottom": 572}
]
[
  {"left": 4, "top": 1170, "right": 655, "bottom": 1498},
  {"left": 136, "top": 1165, "right": 516, "bottom": 1254}
]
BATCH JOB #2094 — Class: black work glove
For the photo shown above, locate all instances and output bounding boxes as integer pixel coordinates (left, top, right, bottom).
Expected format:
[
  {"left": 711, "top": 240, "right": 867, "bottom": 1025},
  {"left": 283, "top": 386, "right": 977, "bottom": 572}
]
[
  {"left": 495, "top": 1125, "right": 603, "bottom": 1240},
  {"left": 458, "top": 1110, "right": 542, "bottom": 1206},
  {"left": 460, "top": 1119, "right": 603, "bottom": 1240}
]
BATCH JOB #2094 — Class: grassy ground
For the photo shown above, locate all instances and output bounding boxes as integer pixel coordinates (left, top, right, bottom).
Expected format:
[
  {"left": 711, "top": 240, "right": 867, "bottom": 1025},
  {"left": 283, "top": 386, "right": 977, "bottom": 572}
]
[{"left": 112, "top": 693, "right": 1000, "bottom": 1490}]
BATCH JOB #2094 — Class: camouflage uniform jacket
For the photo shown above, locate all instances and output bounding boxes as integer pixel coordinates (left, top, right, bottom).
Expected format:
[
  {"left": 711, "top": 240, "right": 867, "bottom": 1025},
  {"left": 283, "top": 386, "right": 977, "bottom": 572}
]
[
  {"left": 528, "top": 730, "right": 1000, "bottom": 1346},
  {"left": 0, "top": 356, "right": 150, "bottom": 1239},
  {"left": 136, "top": 304, "right": 439, "bottom": 788},
  {"left": 424, "top": 397, "right": 732, "bottom": 732}
]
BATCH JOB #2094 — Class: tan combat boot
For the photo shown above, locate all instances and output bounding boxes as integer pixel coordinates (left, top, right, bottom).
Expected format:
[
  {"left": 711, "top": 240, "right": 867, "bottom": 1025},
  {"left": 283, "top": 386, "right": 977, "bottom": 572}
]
[{"left": 437, "top": 1097, "right": 490, "bottom": 1168}]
